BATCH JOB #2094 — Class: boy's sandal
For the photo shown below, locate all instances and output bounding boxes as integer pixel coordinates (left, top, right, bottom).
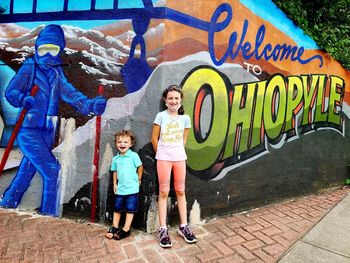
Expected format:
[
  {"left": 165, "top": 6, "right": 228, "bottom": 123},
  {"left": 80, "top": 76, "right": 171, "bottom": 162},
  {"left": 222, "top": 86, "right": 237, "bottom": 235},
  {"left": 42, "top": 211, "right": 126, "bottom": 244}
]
[
  {"left": 113, "top": 229, "right": 130, "bottom": 240},
  {"left": 106, "top": 226, "right": 120, "bottom": 239}
]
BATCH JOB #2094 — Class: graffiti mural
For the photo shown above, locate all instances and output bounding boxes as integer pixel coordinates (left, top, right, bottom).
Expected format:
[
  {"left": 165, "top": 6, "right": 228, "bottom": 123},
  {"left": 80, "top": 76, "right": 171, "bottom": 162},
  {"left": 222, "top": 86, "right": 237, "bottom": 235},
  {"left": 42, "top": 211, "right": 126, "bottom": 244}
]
[
  {"left": 0, "top": 24, "right": 107, "bottom": 216},
  {"left": 0, "top": 0, "right": 349, "bottom": 228},
  {"left": 182, "top": 67, "right": 344, "bottom": 180}
]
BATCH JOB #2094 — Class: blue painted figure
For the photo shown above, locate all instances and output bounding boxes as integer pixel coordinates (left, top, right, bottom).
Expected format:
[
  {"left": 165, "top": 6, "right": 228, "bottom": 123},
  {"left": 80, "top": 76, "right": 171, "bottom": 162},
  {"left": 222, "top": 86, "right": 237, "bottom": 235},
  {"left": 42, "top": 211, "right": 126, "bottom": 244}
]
[{"left": 0, "top": 24, "right": 107, "bottom": 216}]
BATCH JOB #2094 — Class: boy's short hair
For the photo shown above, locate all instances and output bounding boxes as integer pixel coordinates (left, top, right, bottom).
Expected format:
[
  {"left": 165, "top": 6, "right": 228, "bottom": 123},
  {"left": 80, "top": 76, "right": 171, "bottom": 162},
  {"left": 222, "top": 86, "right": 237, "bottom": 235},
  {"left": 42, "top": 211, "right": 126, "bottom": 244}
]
[{"left": 115, "top": 130, "right": 136, "bottom": 145}]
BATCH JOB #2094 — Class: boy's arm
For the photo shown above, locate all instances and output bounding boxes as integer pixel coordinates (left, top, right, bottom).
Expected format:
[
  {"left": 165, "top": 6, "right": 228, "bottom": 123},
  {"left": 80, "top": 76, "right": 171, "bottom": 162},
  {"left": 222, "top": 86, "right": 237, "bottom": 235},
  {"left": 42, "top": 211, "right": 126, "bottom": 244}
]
[
  {"left": 137, "top": 165, "right": 143, "bottom": 185},
  {"left": 113, "top": 171, "right": 118, "bottom": 194}
]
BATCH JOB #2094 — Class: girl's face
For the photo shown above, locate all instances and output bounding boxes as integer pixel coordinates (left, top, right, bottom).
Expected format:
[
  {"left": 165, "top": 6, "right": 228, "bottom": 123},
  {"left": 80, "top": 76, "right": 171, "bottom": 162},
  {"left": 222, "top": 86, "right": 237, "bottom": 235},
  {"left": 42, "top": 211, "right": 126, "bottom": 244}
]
[
  {"left": 164, "top": 90, "right": 182, "bottom": 112},
  {"left": 116, "top": 135, "right": 132, "bottom": 155}
]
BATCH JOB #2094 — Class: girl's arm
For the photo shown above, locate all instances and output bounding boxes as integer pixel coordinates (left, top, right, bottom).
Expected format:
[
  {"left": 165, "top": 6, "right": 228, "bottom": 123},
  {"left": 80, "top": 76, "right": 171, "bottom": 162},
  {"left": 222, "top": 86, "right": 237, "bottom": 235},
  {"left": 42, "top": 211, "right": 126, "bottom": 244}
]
[
  {"left": 137, "top": 165, "right": 144, "bottom": 185},
  {"left": 151, "top": 124, "right": 161, "bottom": 153},
  {"left": 183, "top": 128, "right": 190, "bottom": 146},
  {"left": 113, "top": 171, "right": 118, "bottom": 194}
]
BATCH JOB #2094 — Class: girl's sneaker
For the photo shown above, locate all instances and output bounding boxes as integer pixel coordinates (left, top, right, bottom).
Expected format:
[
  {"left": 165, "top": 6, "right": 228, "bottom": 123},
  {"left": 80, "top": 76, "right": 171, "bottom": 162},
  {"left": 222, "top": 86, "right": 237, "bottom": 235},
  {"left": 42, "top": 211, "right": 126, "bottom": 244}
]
[
  {"left": 177, "top": 225, "right": 197, "bottom": 243},
  {"left": 158, "top": 228, "right": 172, "bottom": 248}
]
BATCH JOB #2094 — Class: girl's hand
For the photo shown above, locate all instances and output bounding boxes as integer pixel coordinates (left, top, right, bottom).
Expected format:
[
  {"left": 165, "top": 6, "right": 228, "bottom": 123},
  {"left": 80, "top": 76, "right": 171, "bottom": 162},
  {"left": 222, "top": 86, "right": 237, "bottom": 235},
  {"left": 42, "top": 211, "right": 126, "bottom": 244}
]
[{"left": 113, "top": 184, "right": 117, "bottom": 194}]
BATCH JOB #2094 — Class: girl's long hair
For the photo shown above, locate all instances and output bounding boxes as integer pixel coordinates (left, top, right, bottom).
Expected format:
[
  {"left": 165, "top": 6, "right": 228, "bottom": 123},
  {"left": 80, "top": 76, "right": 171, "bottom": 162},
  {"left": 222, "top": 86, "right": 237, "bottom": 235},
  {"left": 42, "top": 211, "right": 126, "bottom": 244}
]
[{"left": 162, "top": 84, "right": 185, "bottom": 115}]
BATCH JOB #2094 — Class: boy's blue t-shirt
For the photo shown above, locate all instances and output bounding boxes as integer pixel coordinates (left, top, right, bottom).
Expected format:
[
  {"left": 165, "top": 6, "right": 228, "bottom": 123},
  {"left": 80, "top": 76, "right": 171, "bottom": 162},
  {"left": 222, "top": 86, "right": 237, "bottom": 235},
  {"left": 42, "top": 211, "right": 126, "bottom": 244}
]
[{"left": 111, "top": 149, "right": 142, "bottom": 195}]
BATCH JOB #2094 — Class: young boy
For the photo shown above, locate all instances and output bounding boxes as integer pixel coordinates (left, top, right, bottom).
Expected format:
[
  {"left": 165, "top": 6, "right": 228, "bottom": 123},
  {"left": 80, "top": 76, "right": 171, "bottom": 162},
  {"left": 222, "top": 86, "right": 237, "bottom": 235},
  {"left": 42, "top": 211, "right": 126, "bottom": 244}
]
[{"left": 105, "top": 130, "right": 143, "bottom": 240}]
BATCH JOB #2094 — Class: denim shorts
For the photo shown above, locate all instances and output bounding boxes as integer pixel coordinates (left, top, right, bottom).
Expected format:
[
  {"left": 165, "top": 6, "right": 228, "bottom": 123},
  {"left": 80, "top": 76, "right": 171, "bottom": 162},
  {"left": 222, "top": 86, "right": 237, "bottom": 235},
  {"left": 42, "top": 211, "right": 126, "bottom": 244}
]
[{"left": 114, "top": 193, "right": 139, "bottom": 213}]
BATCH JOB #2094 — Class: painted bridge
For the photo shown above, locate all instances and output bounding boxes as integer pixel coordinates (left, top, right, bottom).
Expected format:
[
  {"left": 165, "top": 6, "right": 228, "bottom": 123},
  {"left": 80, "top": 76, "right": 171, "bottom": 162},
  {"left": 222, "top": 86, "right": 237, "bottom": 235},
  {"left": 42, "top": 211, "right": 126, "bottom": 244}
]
[{"left": 0, "top": 0, "right": 210, "bottom": 30}]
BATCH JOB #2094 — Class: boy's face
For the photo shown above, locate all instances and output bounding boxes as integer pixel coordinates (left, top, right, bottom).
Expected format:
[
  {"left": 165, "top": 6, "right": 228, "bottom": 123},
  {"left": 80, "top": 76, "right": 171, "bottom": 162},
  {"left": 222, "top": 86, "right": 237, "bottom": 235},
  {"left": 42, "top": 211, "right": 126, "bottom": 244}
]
[{"left": 116, "top": 135, "right": 133, "bottom": 154}]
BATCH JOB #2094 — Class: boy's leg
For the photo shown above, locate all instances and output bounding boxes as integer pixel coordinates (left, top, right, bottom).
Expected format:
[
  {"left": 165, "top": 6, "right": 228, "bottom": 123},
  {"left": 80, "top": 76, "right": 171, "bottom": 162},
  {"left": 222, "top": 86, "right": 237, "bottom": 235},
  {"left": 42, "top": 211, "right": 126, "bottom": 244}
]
[
  {"left": 114, "top": 194, "right": 138, "bottom": 240},
  {"left": 106, "top": 194, "right": 124, "bottom": 238},
  {"left": 106, "top": 212, "right": 122, "bottom": 238},
  {"left": 114, "top": 212, "right": 132, "bottom": 240},
  {"left": 123, "top": 213, "right": 134, "bottom": 231},
  {"left": 122, "top": 193, "right": 138, "bottom": 231},
  {"left": 113, "top": 212, "right": 121, "bottom": 228},
  {"left": 112, "top": 194, "right": 124, "bottom": 227}
]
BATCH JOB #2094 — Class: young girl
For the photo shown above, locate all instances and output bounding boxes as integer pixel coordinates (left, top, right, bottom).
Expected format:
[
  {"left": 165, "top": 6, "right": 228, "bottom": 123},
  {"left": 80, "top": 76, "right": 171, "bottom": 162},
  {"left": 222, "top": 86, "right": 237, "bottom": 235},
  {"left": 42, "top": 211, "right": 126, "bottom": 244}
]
[{"left": 151, "top": 84, "right": 197, "bottom": 248}]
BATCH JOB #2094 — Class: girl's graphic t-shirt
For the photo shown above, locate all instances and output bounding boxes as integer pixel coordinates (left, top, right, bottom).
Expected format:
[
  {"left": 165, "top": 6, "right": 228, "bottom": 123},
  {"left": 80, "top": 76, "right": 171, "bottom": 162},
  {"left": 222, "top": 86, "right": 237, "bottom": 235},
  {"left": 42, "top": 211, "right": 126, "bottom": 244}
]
[{"left": 154, "top": 110, "right": 191, "bottom": 161}]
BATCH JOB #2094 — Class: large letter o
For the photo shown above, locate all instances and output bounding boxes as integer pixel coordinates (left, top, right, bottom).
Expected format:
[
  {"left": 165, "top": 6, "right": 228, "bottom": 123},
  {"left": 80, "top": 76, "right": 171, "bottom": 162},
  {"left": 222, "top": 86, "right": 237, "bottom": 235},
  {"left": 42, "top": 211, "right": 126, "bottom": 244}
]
[{"left": 182, "top": 66, "right": 230, "bottom": 171}]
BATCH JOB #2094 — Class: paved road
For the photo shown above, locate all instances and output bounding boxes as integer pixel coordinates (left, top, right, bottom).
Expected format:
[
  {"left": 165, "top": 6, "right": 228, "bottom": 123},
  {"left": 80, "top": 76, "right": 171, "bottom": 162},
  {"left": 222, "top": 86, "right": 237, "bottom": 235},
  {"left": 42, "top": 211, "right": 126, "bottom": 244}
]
[{"left": 0, "top": 187, "right": 349, "bottom": 263}]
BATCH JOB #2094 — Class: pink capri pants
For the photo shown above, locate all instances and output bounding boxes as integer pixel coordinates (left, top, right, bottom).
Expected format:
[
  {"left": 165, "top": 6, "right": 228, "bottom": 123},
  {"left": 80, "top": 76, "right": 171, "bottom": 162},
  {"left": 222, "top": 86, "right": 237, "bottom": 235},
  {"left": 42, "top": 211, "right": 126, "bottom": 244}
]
[{"left": 157, "top": 160, "right": 186, "bottom": 192}]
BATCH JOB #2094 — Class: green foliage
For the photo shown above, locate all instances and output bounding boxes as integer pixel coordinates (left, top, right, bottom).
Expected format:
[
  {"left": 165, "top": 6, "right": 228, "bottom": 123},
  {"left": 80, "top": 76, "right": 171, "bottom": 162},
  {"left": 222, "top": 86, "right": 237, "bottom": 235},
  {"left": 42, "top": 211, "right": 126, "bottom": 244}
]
[
  {"left": 272, "top": 0, "right": 350, "bottom": 70},
  {"left": 346, "top": 178, "right": 350, "bottom": 185}
]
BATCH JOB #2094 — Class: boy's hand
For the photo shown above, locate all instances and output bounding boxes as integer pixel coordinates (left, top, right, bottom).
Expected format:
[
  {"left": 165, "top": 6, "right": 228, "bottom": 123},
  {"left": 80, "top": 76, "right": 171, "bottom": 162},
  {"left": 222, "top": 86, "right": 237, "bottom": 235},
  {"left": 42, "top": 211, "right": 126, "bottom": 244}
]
[{"left": 113, "top": 184, "right": 117, "bottom": 194}]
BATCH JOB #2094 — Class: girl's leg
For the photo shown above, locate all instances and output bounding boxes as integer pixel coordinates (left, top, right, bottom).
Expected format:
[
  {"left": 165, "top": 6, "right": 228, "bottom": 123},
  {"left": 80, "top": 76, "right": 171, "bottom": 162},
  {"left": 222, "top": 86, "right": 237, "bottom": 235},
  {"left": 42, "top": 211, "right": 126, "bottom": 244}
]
[
  {"left": 173, "top": 161, "right": 187, "bottom": 225},
  {"left": 173, "top": 161, "right": 197, "bottom": 244},
  {"left": 157, "top": 160, "right": 172, "bottom": 227}
]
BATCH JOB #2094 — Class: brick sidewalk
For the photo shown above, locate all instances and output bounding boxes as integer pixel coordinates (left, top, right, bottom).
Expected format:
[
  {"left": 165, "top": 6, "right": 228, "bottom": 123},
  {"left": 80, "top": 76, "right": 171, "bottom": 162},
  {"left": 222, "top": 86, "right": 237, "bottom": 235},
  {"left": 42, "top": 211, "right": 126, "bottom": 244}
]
[{"left": 0, "top": 187, "right": 349, "bottom": 263}]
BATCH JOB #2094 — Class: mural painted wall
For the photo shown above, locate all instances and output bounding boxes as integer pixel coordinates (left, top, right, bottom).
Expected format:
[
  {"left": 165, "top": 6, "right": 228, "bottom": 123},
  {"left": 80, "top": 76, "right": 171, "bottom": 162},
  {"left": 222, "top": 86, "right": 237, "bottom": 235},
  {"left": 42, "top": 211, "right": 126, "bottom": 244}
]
[{"left": 0, "top": 0, "right": 349, "bottom": 230}]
